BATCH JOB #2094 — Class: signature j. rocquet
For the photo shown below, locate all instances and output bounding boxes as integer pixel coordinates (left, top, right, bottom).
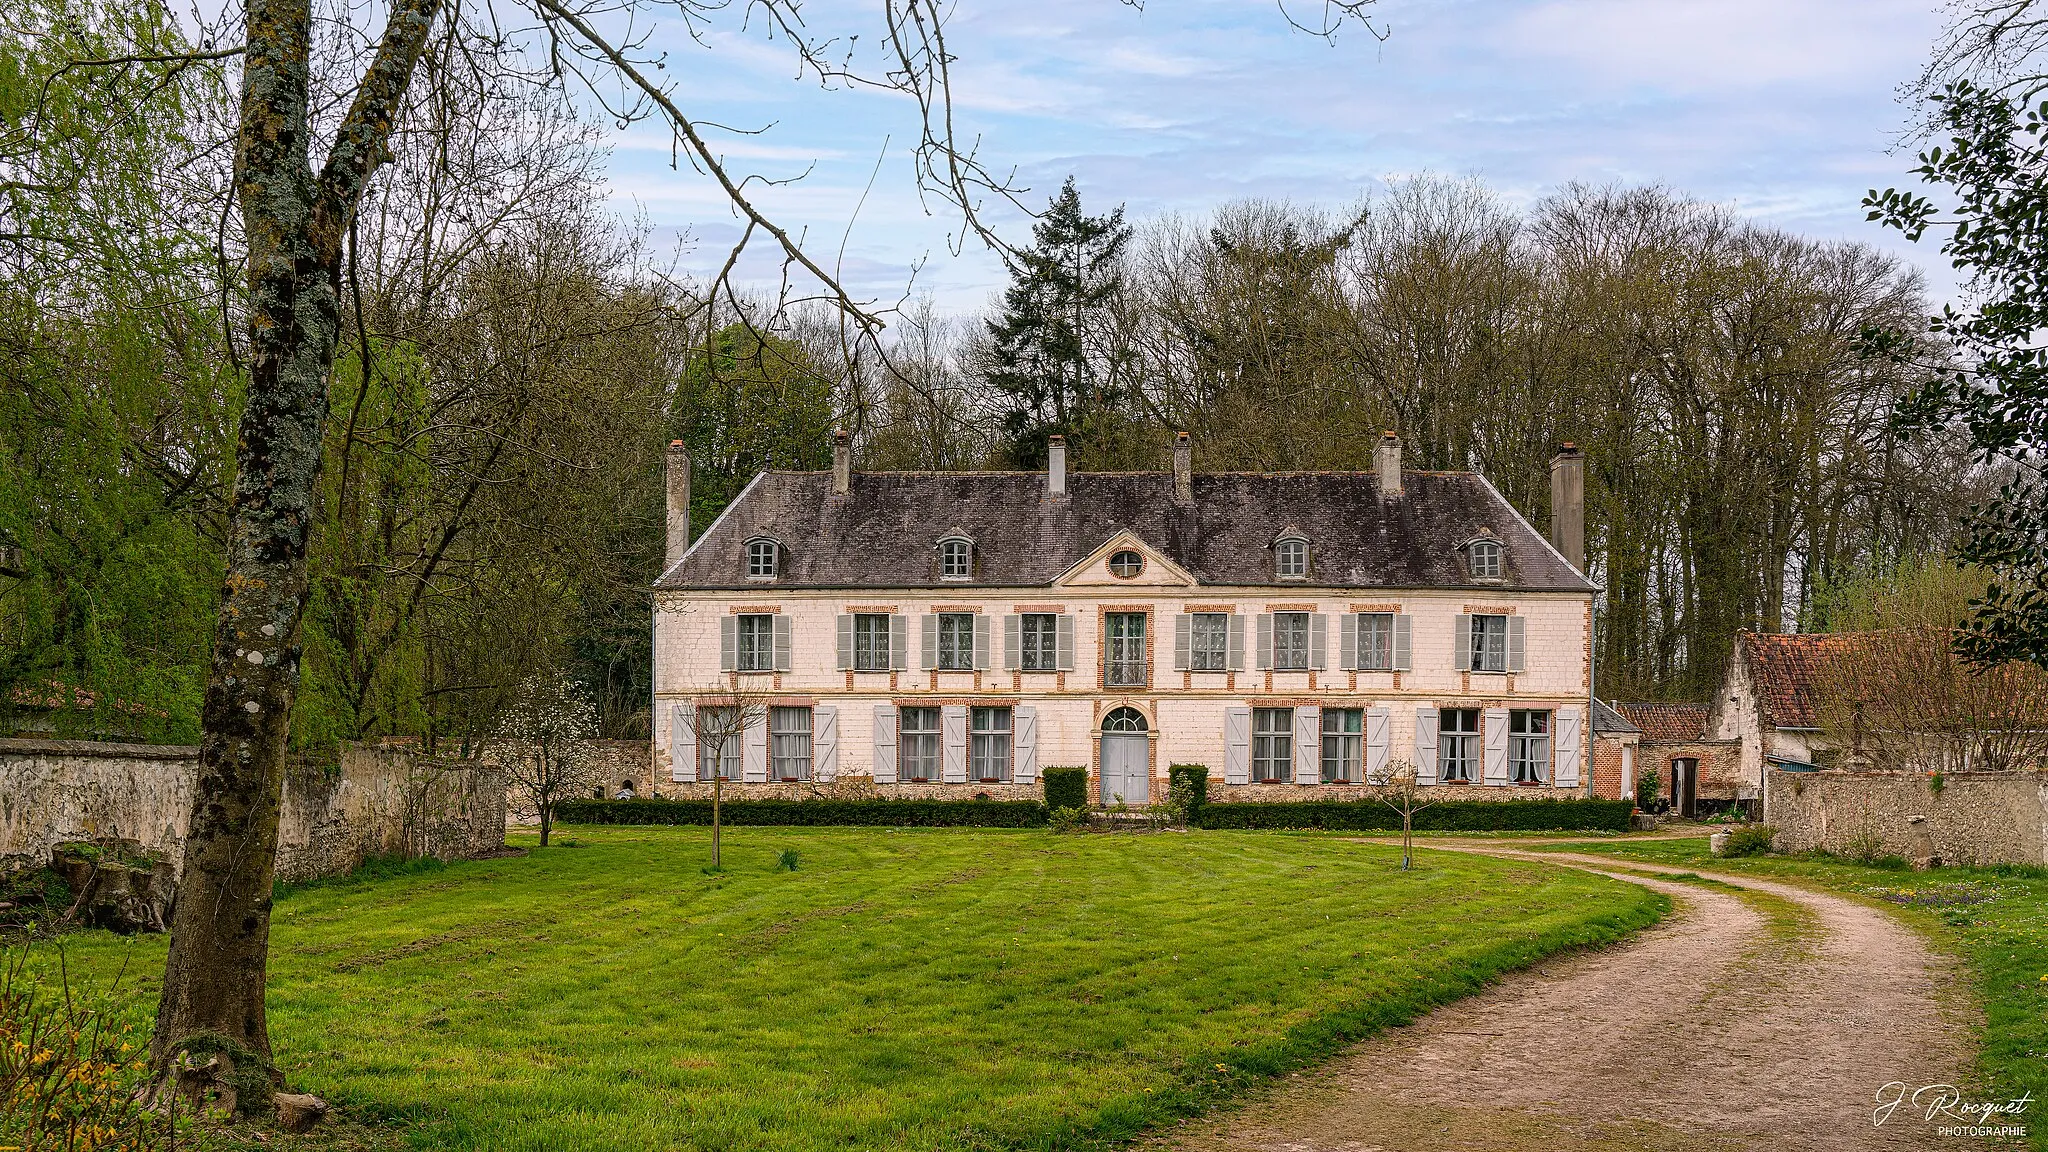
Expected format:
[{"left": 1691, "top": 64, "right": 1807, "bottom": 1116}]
[{"left": 1874, "top": 1082, "right": 2032, "bottom": 1128}]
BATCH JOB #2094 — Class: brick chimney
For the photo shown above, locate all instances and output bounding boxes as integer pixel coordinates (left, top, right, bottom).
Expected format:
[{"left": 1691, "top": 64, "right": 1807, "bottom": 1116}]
[
  {"left": 1549, "top": 443, "right": 1585, "bottom": 572},
  {"left": 1172, "top": 431, "right": 1192, "bottom": 504},
  {"left": 831, "top": 427, "right": 851, "bottom": 496},
  {"left": 1374, "top": 430, "right": 1402, "bottom": 497},
  {"left": 1046, "top": 434, "right": 1067, "bottom": 498},
  {"left": 665, "top": 440, "right": 691, "bottom": 569}
]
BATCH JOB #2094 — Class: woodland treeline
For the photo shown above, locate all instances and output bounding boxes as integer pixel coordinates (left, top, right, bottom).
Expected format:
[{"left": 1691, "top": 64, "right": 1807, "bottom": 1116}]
[{"left": 0, "top": 0, "right": 1992, "bottom": 749}]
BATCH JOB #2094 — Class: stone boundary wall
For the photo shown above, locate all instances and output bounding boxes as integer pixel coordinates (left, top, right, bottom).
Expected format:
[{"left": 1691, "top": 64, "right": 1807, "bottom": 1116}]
[
  {"left": 0, "top": 738, "right": 507, "bottom": 882},
  {"left": 1765, "top": 768, "right": 2048, "bottom": 868}
]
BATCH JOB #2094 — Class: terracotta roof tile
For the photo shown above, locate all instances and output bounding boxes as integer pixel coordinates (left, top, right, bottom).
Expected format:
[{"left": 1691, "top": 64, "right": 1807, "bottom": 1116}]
[
  {"left": 1741, "top": 631, "right": 1864, "bottom": 730},
  {"left": 1614, "top": 702, "right": 1710, "bottom": 742}
]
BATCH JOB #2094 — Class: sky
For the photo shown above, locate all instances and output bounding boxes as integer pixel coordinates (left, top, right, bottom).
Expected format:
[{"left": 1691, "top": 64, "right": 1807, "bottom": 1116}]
[{"left": 599, "top": 0, "right": 1956, "bottom": 315}]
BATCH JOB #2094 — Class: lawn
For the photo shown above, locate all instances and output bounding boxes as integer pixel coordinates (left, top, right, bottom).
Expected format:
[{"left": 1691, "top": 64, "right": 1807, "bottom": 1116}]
[
  {"left": 25, "top": 827, "right": 1663, "bottom": 1152},
  {"left": 1539, "top": 835, "right": 2048, "bottom": 1151}
]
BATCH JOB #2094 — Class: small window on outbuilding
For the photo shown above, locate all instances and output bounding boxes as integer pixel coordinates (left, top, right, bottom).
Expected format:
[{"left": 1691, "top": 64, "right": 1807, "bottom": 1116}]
[
  {"left": 1275, "top": 537, "right": 1308, "bottom": 580},
  {"left": 939, "top": 537, "right": 973, "bottom": 580},
  {"left": 1108, "top": 549, "right": 1145, "bottom": 578},
  {"left": 747, "top": 538, "right": 779, "bottom": 579},
  {"left": 1468, "top": 539, "right": 1502, "bottom": 579}
]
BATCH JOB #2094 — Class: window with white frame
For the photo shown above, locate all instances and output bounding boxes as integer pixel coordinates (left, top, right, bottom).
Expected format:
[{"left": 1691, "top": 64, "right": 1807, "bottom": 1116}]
[
  {"left": 853, "top": 613, "right": 891, "bottom": 671},
  {"left": 1275, "top": 538, "right": 1308, "bottom": 579},
  {"left": 747, "top": 539, "right": 778, "bottom": 578},
  {"left": 1273, "top": 611, "right": 1311, "bottom": 671},
  {"left": 1439, "top": 708, "right": 1480, "bottom": 782},
  {"left": 696, "top": 707, "right": 742, "bottom": 781},
  {"left": 1322, "top": 708, "right": 1363, "bottom": 783},
  {"left": 736, "top": 614, "right": 776, "bottom": 672},
  {"left": 899, "top": 707, "right": 941, "bottom": 781},
  {"left": 1108, "top": 549, "right": 1145, "bottom": 578},
  {"left": 770, "top": 706, "right": 813, "bottom": 781},
  {"left": 1468, "top": 539, "right": 1502, "bottom": 578},
  {"left": 1252, "top": 707, "right": 1293, "bottom": 783},
  {"left": 1510, "top": 709, "right": 1550, "bottom": 783},
  {"left": 938, "top": 612, "right": 976, "bottom": 670},
  {"left": 1020, "top": 613, "right": 1059, "bottom": 671},
  {"left": 1190, "top": 612, "right": 1229, "bottom": 671},
  {"left": 939, "top": 537, "right": 973, "bottom": 579},
  {"left": 1469, "top": 614, "right": 1508, "bottom": 673},
  {"left": 1106, "top": 612, "right": 1147, "bottom": 687},
  {"left": 971, "top": 706, "right": 1013, "bottom": 782},
  {"left": 1357, "top": 613, "right": 1393, "bottom": 671}
]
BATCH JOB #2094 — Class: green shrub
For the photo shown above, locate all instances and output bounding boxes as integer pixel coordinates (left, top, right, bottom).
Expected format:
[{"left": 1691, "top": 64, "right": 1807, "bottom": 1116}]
[
  {"left": 1721, "top": 824, "right": 1776, "bottom": 857},
  {"left": 1635, "top": 764, "right": 1659, "bottom": 811},
  {"left": 777, "top": 848, "right": 801, "bottom": 871},
  {"left": 1168, "top": 764, "right": 1209, "bottom": 810},
  {"left": 1047, "top": 806, "right": 1089, "bottom": 834},
  {"left": 1193, "top": 798, "right": 1633, "bottom": 833},
  {"left": 556, "top": 798, "right": 1047, "bottom": 828},
  {"left": 1042, "top": 766, "right": 1089, "bottom": 812}
]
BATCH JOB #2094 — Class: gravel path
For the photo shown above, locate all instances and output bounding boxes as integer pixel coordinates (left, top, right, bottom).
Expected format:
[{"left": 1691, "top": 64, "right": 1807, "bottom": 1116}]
[{"left": 1153, "top": 843, "right": 1983, "bottom": 1152}]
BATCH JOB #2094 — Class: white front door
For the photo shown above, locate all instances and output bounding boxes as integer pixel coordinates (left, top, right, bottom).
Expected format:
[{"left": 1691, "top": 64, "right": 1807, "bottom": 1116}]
[{"left": 1101, "top": 734, "right": 1149, "bottom": 804}]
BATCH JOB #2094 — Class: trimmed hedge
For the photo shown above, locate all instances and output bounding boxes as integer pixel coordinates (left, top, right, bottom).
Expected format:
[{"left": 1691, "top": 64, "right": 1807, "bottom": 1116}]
[
  {"left": 1041, "top": 766, "right": 1089, "bottom": 812},
  {"left": 1168, "top": 764, "right": 1209, "bottom": 809},
  {"left": 1193, "top": 798, "right": 1632, "bottom": 832},
  {"left": 556, "top": 798, "right": 1047, "bottom": 828}
]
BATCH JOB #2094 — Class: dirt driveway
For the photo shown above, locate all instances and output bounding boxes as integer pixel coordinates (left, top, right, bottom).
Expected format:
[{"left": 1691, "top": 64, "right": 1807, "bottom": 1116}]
[{"left": 1154, "top": 842, "right": 1986, "bottom": 1152}]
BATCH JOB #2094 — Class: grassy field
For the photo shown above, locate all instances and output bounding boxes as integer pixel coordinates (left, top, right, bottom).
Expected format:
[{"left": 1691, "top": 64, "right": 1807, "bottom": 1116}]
[
  {"left": 23, "top": 827, "right": 1663, "bottom": 1152},
  {"left": 1542, "top": 835, "right": 2048, "bottom": 1150}
]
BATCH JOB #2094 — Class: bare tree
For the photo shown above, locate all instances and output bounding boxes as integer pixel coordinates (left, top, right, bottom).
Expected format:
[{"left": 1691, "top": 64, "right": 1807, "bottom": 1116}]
[
  {"left": 1366, "top": 757, "right": 1437, "bottom": 871},
  {"left": 1814, "top": 629, "right": 2048, "bottom": 774},
  {"left": 680, "top": 686, "right": 767, "bottom": 870},
  {"left": 495, "top": 673, "right": 601, "bottom": 847}
]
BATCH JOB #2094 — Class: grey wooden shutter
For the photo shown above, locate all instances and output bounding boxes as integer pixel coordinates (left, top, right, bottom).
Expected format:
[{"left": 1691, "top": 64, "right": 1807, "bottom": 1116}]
[
  {"left": 1339, "top": 614, "right": 1358, "bottom": 671},
  {"left": 1256, "top": 613, "right": 1274, "bottom": 670},
  {"left": 743, "top": 713, "right": 769, "bottom": 782},
  {"left": 1452, "top": 614, "right": 1472, "bottom": 671},
  {"left": 1055, "top": 614, "right": 1075, "bottom": 670},
  {"left": 1014, "top": 706, "right": 1038, "bottom": 783},
  {"left": 1294, "top": 705, "right": 1320, "bottom": 785},
  {"left": 836, "top": 614, "right": 854, "bottom": 671},
  {"left": 941, "top": 704, "right": 969, "bottom": 783},
  {"left": 1174, "top": 615, "right": 1191, "bottom": 671},
  {"left": 1310, "top": 614, "right": 1329, "bottom": 670},
  {"left": 720, "top": 616, "right": 738, "bottom": 672},
  {"left": 1393, "top": 614, "right": 1413, "bottom": 671},
  {"left": 1507, "top": 616, "right": 1526, "bottom": 673},
  {"left": 1365, "top": 706, "right": 1390, "bottom": 780},
  {"left": 815, "top": 706, "right": 839, "bottom": 781},
  {"left": 920, "top": 614, "right": 939, "bottom": 670},
  {"left": 1483, "top": 708, "right": 1510, "bottom": 784},
  {"left": 1004, "top": 614, "right": 1021, "bottom": 671},
  {"left": 889, "top": 614, "right": 909, "bottom": 670},
  {"left": 872, "top": 705, "right": 898, "bottom": 782},
  {"left": 1227, "top": 614, "right": 1246, "bottom": 671},
  {"left": 973, "top": 615, "right": 992, "bottom": 671},
  {"left": 1223, "top": 705, "right": 1252, "bottom": 785},
  {"left": 669, "top": 702, "right": 696, "bottom": 783},
  {"left": 1556, "top": 707, "right": 1583, "bottom": 787},
  {"left": 772, "top": 615, "right": 793, "bottom": 672},
  {"left": 1415, "top": 708, "right": 1440, "bottom": 785}
]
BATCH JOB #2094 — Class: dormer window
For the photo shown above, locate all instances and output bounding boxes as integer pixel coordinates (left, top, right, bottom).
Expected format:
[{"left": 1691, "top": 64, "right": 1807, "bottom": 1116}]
[
  {"left": 747, "top": 538, "right": 779, "bottom": 579},
  {"left": 1108, "top": 549, "right": 1145, "bottom": 578},
  {"left": 939, "top": 537, "right": 973, "bottom": 580},
  {"left": 1275, "top": 536, "right": 1308, "bottom": 580},
  {"left": 1468, "top": 539, "right": 1502, "bottom": 579}
]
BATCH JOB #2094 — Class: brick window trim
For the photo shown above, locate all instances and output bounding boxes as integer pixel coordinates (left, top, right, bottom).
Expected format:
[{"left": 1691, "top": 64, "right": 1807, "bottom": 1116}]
[
  {"left": 1263, "top": 603, "right": 1318, "bottom": 612},
  {"left": 1348, "top": 603, "right": 1403, "bottom": 613},
  {"left": 1461, "top": 604, "right": 1520, "bottom": 615},
  {"left": 727, "top": 605, "right": 782, "bottom": 614},
  {"left": 1010, "top": 604, "right": 1069, "bottom": 614}
]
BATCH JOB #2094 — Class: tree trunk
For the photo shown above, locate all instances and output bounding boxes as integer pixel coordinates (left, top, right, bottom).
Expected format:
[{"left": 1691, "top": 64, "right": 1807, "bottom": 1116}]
[
  {"left": 150, "top": 0, "right": 440, "bottom": 1102},
  {"left": 539, "top": 801, "right": 552, "bottom": 847},
  {"left": 712, "top": 777, "right": 723, "bottom": 868}
]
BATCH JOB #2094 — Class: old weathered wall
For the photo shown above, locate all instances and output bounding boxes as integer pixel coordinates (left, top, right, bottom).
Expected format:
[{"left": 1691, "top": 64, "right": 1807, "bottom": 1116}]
[
  {"left": 0, "top": 738, "right": 507, "bottom": 882},
  {"left": 1764, "top": 768, "right": 2048, "bottom": 868}
]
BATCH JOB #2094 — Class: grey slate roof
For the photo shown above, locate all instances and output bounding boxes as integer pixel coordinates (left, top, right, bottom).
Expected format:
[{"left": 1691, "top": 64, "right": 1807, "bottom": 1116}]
[
  {"left": 1591, "top": 700, "right": 1641, "bottom": 735},
  {"left": 657, "top": 469, "right": 1597, "bottom": 592}
]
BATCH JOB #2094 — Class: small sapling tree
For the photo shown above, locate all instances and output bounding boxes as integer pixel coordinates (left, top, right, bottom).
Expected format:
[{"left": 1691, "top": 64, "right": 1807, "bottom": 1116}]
[
  {"left": 681, "top": 687, "right": 767, "bottom": 870},
  {"left": 496, "top": 673, "right": 600, "bottom": 847},
  {"left": 1366, "top": 757, "right": 1437, "bottom": 871}
]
